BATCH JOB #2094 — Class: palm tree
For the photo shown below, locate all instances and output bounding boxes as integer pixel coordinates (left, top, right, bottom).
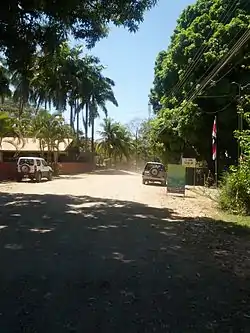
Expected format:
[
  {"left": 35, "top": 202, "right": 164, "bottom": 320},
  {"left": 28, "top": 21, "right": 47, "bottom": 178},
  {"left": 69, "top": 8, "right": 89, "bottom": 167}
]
[
  {"left": 88, "top": 75, "right": 118, "bottom": 154},
  {"left": 70, "top": 54, "right": 118, "bottom": 152},
  {"left": 31, "top": 110, "right": 73, "bottom": 163},
  {"left": 11, "top": 41, "right": 74, "bottom": 116},
  {"left": 5, "top": 40, "right": 118, "bottom": 158},
  {"left": 30, "top": 42, "right": 74, "bottom": 112},
  {"left": 0, "top": 59, "right": 11, "bottom": 104},
  {"left": 0, "top": 111, "right": 23, "bottom": 151},
  {"left": 11, "top": 58, "right": 35, "bottom": 117},
  {"left": 73, "top": 55, "right": 101, "bottom": 149},
  {"left": 97, "top": 118, "right": 133, "bottom": 164}
]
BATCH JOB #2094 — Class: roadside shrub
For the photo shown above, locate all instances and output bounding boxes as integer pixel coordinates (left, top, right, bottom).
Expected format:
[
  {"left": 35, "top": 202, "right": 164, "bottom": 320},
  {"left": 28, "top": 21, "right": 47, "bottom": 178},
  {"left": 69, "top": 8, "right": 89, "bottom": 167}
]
[{"left": 219, "top": 162, "right": 250, "bottom": 215}]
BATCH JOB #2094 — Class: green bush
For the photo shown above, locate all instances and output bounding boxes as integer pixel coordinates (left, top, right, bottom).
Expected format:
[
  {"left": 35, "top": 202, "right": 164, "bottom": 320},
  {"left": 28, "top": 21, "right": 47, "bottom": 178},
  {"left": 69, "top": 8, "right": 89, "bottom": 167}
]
[{"left": 219, "top": 162, "right": 250, "bottom": 215}]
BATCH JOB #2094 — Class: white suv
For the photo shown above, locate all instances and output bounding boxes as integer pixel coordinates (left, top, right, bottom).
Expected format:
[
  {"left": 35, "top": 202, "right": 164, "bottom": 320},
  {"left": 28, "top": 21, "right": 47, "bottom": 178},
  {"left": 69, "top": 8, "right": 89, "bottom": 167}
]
[{"left": 17, "top": 157, "right": 53, "bottom": 182}]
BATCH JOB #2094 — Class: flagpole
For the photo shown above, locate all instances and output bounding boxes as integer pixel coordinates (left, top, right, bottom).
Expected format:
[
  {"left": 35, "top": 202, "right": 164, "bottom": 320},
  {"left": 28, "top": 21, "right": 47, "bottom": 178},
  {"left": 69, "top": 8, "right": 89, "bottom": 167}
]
[
  {"left": 215, "top": 115, "right": 218, "bottom": 187},
  {"left": 212, "top": 115, "right": 218, "bottom": 187}
]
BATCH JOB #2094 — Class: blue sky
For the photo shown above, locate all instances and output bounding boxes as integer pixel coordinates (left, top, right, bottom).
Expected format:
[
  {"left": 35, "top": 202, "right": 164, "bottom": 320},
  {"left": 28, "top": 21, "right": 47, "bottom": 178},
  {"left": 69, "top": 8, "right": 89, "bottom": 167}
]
[{"left": 68, "top": 0, "right": 195, "bottom": 135}]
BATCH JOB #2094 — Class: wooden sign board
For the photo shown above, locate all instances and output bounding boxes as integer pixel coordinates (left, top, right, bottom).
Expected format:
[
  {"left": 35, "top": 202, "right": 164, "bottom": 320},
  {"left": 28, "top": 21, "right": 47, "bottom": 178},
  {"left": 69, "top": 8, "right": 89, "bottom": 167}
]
[{"left": 182, "top": 158, "right": 196, "bottom": 168}]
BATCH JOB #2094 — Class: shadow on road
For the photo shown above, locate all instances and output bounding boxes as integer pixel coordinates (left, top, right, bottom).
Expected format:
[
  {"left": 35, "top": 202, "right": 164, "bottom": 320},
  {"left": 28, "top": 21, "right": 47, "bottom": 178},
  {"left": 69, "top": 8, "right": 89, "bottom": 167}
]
[{"left": 0, "top": 192, "right": 250, "bottom": 332}]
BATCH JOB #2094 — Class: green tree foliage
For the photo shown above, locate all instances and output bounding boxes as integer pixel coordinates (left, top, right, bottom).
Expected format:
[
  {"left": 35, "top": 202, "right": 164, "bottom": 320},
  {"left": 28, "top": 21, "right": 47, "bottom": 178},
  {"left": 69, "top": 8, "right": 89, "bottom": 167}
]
[
  {"left": 0, "top": 99, "right": 74, "bottom": 160},
  {"left": 235, "top": 96, "right": 250, "bottom": 157},
  {"left": 31, "top": 111, "right": 73, "bottom": 162},
  {"left": 126, "top": 118, "right": 168, "bottom": 166},
  {"left": 219, "top": 162, "right": 250, "bottom": 215},
  {"left": 219, "top": 96, "right": 250, "bottom": 215},
  {"left": 1, "top": 0, "right": 157, "bottom": 70},
  {"left": 0, "top": 111, "right": 23, "bottom": 149},
  {"left": 0, "top": 41, "right": 118, "bottom": 152},
  {"left": 0, "top": 59, "right": 11, "bottom": 104},
  {"left": 136, "top": 119, "right": 167, "bottom": 163},
  {"left": 97, "top": 117, "right": 134, "bottom": 162},
  {"left": 149, "top": 0, "right": 250, "bottom": 166}
]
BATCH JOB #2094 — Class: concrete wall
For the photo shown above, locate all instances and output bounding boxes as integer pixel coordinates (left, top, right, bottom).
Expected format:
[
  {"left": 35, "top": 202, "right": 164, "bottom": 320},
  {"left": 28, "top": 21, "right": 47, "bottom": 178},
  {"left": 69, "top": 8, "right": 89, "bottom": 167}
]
[
  {"left": 58, "top": 162, "right": 94, "bottom": 174},
  {"left": 0, "top": 162, "right": 16, "bottom": 180}
]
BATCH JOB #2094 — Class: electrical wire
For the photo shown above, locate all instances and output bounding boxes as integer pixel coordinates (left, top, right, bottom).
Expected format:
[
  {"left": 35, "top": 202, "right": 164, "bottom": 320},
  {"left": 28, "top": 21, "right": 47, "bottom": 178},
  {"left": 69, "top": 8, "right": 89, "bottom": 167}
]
[
  {"left": 170, "top": 0, "right": 239, "bottom": 98},
  {"left": 210, "top": 56, "right": 245, "bottom": 86},
  {"left": 197, "top": 94, "right": 232, "bottom": 98},
  {"left": 165, "top": 0, "right": 249, "bottom": 101},
  {"left": 157, "top": 28, "right": 250, "bottom": 136},
  {"left": 200, "top": 98, "right": 236, "bottom": 115},
  {"left": 189, "top": 29, "right": 250, "bottom": 99}
]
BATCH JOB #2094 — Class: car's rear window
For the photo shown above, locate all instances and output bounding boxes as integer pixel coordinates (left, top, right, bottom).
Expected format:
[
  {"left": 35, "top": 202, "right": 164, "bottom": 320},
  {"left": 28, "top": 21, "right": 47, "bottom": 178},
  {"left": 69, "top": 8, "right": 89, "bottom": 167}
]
[
  {"left": 19, "top": 159, "right": 34, "bottom": 166},
  {"left": 144, "top": 163, "right": 165, "bottom": 171}
]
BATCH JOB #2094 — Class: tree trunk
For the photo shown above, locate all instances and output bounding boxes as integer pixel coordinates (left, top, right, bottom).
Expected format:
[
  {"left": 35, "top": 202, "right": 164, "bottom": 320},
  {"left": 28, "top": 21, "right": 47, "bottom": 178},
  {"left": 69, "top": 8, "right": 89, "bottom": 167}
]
[
  {"left": 76, "top": 101, "right": 79, "bottom": 147},
  {"left": 135, "top": 130, "right": 138, "bottom": 171},
  {"left": 70, "top": 104, "right": 74, "bottom": 129},
  {"left": 36, "top": 97, "right": 42, "bottom": 113},
  {"left": 18, "top": 99, "right": 23, "bottom": 119},
  {"left": 91, "top": 115, "right": 95, "bottom": 153},
  {"left": 85, "top": 102, "right": 89, "bottom": 151}
]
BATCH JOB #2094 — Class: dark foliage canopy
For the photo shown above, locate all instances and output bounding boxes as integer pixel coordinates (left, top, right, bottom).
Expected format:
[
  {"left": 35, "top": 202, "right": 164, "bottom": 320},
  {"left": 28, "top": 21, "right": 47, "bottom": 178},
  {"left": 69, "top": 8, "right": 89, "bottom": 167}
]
[
  {"left": 149, "top": 0, "right": 250, "bottom": 166},
  {"left": 1, "top": 0, "right": 157, "bottom": 68}
]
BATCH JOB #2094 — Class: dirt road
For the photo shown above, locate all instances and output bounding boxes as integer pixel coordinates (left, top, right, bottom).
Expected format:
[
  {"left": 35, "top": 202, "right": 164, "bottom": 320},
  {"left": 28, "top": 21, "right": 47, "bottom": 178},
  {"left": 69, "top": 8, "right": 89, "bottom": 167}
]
[{"left": 0, "top": 170, "right": 250, "bottom": 332}]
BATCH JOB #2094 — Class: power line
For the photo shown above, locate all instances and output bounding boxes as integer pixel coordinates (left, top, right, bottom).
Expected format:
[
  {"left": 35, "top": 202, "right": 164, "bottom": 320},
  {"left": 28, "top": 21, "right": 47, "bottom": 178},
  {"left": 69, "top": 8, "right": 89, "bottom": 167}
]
[
  {"left": 180, "top": 28, "right": 250, "bottom": 109},
  {"left": 201, "top": 98, "right": 236, "bottom": 115},
  {"left": 168, "top": 0, "right": 240, "bottom": 98},
  {"left": 190, "top": 29, "right": 250, "bottom": 99},
  {"left": 157, "top": 28, "right": 250, "bottom": 136},
  {"left": 167, "top": 0, "right": 249, "bottom": 101},
  {"left": 197, "top": 94, "right": 232, "bottom": 98},
  {"left": 181, "top": 29, "right": 247, "bottom": 106},
  {"left": 210, "top": 56, "right": 245, "bottom": 86}
]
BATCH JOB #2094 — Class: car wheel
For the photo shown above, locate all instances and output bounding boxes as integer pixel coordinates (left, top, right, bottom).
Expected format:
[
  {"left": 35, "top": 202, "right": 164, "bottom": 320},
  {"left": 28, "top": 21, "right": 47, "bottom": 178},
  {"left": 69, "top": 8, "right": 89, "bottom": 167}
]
[
  {"left": 36, "top": 172, "right": 42, "bottom": 183},
  {"left": 150, "top": 167, "right": 159, "bottom": 177},
  {"left": 47, "top": 171, "right": 53, "bottom": 181},
  {"left": 21, "top": 164, "right": 30, "bottom": 174}
]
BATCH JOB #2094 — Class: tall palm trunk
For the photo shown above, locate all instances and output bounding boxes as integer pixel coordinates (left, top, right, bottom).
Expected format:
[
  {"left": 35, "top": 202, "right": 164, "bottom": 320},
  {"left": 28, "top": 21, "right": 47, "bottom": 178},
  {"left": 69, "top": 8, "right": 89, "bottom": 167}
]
[
  {"left": 70, "top": 104, "right": 73, "bottom": 129},
  {"left": 91, "top": 115, "right": 95, "bottom": 154},
  {"left": 76, "top": 100, "right": 80, "bottom": 147},
  {"left": 85, "top": 102, "right": 89, "bottom": 151},
  {"left": 36, "top": 97, "right": 42, "bottom": 113},
  {"left": 18, "top": 99, "right": 24, "bottom": 119},
  {"left": 135, "top": 130, "right": 138, "bottom": 170}
]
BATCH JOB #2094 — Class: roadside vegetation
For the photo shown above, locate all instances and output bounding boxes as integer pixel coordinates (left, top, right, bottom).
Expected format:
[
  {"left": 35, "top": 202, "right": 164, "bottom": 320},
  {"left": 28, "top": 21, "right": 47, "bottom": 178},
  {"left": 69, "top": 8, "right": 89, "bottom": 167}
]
[
  {"left": 0, "top": 0, "right": 250, "bottom": 218},
  {"left": 0, "top": 0, "right": 156, "bottom": 161},
  {"left": 148, "top": 0, "right": 250, "bottom": 217}
]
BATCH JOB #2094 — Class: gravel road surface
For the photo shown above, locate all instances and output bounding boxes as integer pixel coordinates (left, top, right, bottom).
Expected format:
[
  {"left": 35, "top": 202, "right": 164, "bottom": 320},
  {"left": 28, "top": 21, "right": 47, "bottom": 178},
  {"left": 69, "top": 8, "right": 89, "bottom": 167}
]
[{"left": 0, "top": 170, "right": 250, "bottom": 332}]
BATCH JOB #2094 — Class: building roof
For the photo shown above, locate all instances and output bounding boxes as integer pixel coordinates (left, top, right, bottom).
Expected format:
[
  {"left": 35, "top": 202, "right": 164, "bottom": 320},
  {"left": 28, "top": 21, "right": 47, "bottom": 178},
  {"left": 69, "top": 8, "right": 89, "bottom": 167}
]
[{"left": 0, "top": 137, "right": 73, "bottom": 152}]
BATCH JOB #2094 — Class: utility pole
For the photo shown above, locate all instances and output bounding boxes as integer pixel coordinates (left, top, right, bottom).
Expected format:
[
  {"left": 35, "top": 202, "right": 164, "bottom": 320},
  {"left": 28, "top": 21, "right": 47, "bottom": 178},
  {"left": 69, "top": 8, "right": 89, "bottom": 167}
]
[{"left": 231, "top": 82, "right": 250, "bottom": 160}]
